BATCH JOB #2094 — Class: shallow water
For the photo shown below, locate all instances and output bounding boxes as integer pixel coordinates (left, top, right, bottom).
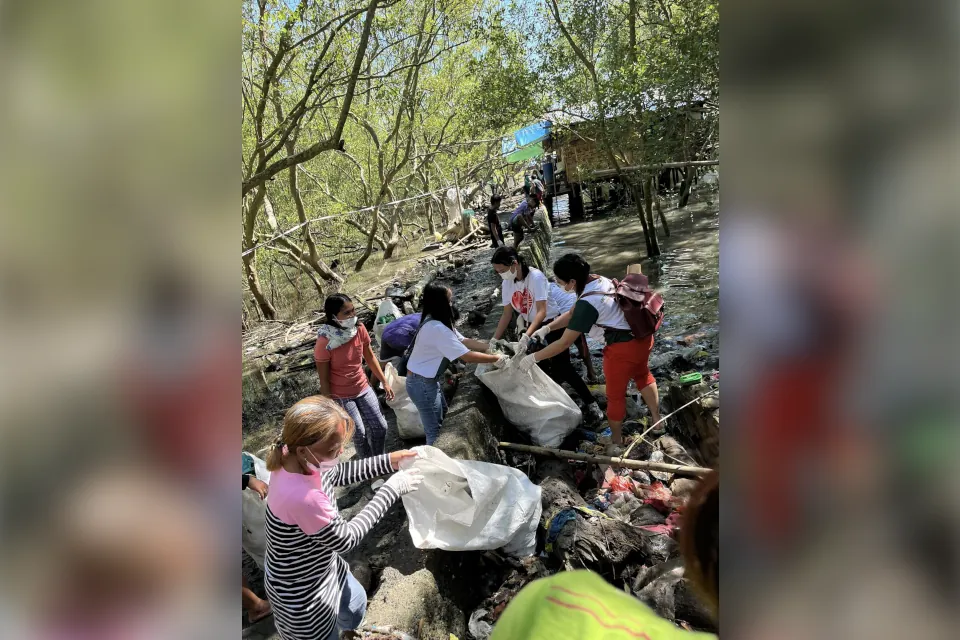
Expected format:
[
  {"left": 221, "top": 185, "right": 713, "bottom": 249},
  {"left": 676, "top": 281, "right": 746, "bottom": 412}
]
[{"left": 552, "top": 189, "right": 720, "bottom": 345}]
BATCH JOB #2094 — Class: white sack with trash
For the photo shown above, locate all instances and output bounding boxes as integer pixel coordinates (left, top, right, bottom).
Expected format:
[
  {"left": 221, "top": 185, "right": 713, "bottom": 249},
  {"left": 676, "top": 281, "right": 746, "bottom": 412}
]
[
  {"left": 400, "top": 446, "right": 541, "bottom": 557},
  {"left": 476, "top": 342, "right": 581, "bottom": 448},
  {"left": 383, "top": 363, "right": 424, "bottom": 439},
  {"left": 373, "top": 299, "right": 403, "bottom": 341},
  {"left": 242, "top": 452, "right": 271, "bottom": 569}
]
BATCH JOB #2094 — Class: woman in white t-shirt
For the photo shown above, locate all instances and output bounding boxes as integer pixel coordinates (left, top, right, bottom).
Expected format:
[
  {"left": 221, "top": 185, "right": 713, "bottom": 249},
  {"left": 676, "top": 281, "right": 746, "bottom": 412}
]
[
  {"left": 405, "top": 283, "right": 507, "bottom": 444},
  {"left": 490, "top": 247, "right": 602, "bottom": 425},
  {"left": 521, "top": 253, "right": 660, "bottom": 445}
]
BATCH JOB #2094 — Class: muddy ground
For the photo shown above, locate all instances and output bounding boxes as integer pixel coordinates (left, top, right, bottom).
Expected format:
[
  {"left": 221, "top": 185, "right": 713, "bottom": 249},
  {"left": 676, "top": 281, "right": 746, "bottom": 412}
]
[{"left": 241, "top": 185, "right": 719, "bottom": 639}]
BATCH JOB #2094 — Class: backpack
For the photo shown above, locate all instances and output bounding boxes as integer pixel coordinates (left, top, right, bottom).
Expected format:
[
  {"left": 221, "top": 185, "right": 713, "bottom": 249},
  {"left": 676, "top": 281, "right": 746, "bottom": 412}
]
[{"left": 582, "top": 274, "right": 664, "bottom": 339}]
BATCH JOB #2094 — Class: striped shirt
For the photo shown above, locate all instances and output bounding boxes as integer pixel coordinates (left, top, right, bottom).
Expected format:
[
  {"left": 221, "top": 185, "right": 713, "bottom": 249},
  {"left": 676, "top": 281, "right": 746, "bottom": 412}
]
[{"left": 264, "top": 454, "right": 397, "bottom": 640}]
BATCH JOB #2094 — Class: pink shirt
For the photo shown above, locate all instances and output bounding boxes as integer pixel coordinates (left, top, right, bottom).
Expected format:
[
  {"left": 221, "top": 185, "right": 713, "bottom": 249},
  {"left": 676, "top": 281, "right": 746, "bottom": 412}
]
[
  {"left": 314, "top": 324, "right": 371, "bottom": 399},
  {"left": 266, "top": 466, "right": 338, "bottom": 535}
]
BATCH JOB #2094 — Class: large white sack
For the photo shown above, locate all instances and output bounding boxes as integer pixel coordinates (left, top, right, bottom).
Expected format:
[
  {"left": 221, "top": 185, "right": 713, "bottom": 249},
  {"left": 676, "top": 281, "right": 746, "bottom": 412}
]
[
  {"left": 383, "top": 363, "right": 424, "bottom": 439},
  {"left": 401, "top": 446, "right": 541, "bottom": 557},
  {"left": 476, "top": 345, "right": 581, "bottom": 447},
  {"left": 242, "top": 452, "right": 271, "bottom": 569},
  {"left": 374, "top": 299, "right": 403, "bottom": 341}
]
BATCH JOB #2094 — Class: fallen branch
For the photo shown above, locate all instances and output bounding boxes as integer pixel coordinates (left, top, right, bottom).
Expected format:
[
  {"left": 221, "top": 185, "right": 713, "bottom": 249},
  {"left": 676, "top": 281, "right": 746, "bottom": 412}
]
[{"left": 499, "top": 442, "right": 711, "bottom": 477}]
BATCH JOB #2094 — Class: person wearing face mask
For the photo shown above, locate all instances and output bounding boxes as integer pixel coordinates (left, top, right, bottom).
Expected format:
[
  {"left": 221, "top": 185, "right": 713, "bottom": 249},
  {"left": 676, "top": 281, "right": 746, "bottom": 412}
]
[
  {"left": 489, "top": 247, "right": 603, "bottom": 426},
  {"left": 315, "top": 294, "right": 394, "bottom": 458},
  {"left": 520, "top": 253, "right": 661, "bottom": 445},
  {"left": 264, "top": 395, "right": 422, "bottom": 640},
  {"left": 405, "top": 283, "right": 508, "bottom": 444}
]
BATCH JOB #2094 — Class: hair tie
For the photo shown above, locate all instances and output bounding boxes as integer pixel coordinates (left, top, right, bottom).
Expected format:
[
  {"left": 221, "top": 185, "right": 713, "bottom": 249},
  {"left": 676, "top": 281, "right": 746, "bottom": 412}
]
[{"left": 273, "top": 434, "right": 285, "bottom": 449}]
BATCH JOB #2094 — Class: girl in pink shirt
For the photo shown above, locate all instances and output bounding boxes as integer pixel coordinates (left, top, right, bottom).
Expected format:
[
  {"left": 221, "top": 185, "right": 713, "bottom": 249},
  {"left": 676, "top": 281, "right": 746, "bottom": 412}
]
[{"left": 264, "top": 395, "right": 422, "bottom": 640}]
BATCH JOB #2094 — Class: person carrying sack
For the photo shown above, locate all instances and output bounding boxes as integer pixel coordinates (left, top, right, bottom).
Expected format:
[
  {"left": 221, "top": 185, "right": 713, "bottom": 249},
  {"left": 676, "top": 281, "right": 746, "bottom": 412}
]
[
  {"left": 519, "top": 253, "right": 662, "bottom": 445},
  {"left": 489, "top": 247, "right": 603, "bottom": 426},
  {"left": 404, "top": 283, "right": 508, "bottom": 444},
  {"left": 264, "top": 396, "right": 423, "bottom": 640}
]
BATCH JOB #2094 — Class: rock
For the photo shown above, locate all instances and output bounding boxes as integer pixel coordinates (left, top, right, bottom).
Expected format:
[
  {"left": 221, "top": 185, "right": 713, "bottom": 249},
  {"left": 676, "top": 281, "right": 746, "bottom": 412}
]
[
  {"left": 350, "top": 561, "right": 373, "bottom": 593},
  {"left": 631, "top": 469, "right": 652, "bottom": 484},
  {"left": 365, "top": 567, "right": 465, "bottom": 640},
  {"left": 433, "top": 370, "right": 504, "bottom": 463},
  {"left": 468, "top": 309, "right": 487, "bottom": 326},
  {"left": 647, "top": 451, "right": 673, "bottom": 483},
  {"left": 670, "top": 478, "right": 700, "bottom": 501},
  {"left": 402, "top": 302, "right": 415, "bottom": 315}
]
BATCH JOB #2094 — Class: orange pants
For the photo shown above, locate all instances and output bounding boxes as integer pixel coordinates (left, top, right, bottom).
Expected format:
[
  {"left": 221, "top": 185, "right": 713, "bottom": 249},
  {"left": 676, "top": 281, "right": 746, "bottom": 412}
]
[{"left": 602, "top": 335, "right": 656, "bottom": 422}]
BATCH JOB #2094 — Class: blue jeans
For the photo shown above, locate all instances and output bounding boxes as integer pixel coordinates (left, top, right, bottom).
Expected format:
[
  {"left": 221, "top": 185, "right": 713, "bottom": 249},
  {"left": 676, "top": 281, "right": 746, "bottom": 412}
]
[
  {"left": 405, "top": 371, "right": 447, "bottom": 445},
  {"left": 335, "top": 385, "right": 388, "bottom": 457},
  {"left": 327, "top": 571, "right": 367, "bottom": 640}
]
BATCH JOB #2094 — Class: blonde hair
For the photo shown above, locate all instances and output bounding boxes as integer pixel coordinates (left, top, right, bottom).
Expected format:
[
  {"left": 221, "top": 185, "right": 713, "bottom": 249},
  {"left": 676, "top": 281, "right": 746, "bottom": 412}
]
[{"left": 265, "top": 396, "right": 355, "bottom": 472}]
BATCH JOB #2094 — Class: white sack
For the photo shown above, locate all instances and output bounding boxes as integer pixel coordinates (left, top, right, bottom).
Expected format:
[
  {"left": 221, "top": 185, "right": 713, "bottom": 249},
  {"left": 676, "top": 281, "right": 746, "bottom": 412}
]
[
  {"left": 374, "top": 299, "right": 403, "bottom": 341},
  {"left": 476, "top": 344, "right": 581, "bottom": 447},
  {"left": 383, "top": 363, "right": 424, "bottom": 439},
  {"left": 401, "top": 446, "right": 541, "bottom": 556},
  {"left": 242, "top": 452, "right": 271, "bottom": 569}
]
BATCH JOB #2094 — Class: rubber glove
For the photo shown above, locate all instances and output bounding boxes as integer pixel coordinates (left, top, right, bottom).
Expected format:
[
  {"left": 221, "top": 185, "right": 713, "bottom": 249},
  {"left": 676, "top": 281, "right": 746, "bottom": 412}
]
[
  {"left": 518, "top": 334, "right": 531, "bottom": 352},
  {"left": 518, "top": 353, "right": 538, "bottom": 374},
  {"left": 488, "top": 338, "right": 505, "bottom": 352},
  {"left": 384, "top": 468, "right": 424, "bottom": 496},
  {"left": 493, "top": 355, "right": 510, "bottom": 369},
  {"left": 532, "top": 325, "right": 551, "bottom": 343}
]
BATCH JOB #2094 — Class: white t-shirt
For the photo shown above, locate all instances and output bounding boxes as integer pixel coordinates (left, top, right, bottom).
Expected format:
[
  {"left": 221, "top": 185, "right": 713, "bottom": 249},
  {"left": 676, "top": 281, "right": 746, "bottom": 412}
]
[
  {"left": 501, "top": 267, "right": 559, "bottom": 323},
  {"left": 406, "top": 320, "right": 469, "bottom": 378},
  {"left": 551, "top": 283, "right": 577, "bottom": 315},
  {"left": 578, "top": 277, "right": 631, "bottom": 340}
]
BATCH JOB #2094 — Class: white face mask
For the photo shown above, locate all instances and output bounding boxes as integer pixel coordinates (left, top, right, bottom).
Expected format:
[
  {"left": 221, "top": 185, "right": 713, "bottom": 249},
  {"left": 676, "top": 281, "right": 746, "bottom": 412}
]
[
  {"left": 499, "top": 268, "right": 514, "bottom": 281},
  {"left": 560, "top": 280, "right": 576, "bottom": 294},
  {"left": 340, "top": 316, "right": 358, "bottom": 329}
]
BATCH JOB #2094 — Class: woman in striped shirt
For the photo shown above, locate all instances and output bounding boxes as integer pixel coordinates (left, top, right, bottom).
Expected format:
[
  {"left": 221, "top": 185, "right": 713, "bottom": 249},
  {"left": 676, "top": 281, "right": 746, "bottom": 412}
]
[{"left": 264, "top": 395, "right": 424, "bottom": 640}]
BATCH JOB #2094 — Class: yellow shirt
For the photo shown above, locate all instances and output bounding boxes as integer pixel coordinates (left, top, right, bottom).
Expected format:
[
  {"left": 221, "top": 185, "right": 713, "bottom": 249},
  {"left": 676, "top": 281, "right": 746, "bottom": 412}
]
[{"left": 490, "top": 570, "right": 717, "bottom": 640}]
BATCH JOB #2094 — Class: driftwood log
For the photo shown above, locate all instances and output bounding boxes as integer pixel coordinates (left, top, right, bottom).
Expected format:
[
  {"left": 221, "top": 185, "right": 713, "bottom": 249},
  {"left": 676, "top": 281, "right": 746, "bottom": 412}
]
[
  {"left": 502, "top": 442, "right": 711, "bottom": 477},
  {"left": 535, "top": 460, "right": 676, "bottom": 573}
]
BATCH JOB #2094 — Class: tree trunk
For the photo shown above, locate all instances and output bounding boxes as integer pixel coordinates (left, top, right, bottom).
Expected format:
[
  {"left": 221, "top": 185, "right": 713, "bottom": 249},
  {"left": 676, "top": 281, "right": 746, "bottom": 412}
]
[
  {"left": 243, "top": 251, "right": 276, "bottom": 320},
  {"left": 654, "top": 181, "right": 670, "bottom": 237},
  {"left": 286, "top": 142, "right": 343, "bottom": 284},
  {"left": 644, "top": 176, "right": 661, "bottom": 256},
  {"left": 354, "top": 205, "right": 381, "bottom": 271},
  {"left": 629, "top": 182, "right": 654, "bottom": 256},
  {"left": 425, "top": 199, "right": 436, "bottom": 236},
  {"left": 678, "top": 166, "right": 693, "bottom": 209},
  {"left": 381, "top": 210, "right": 401, "bottom": 260},
  {"left": 242, "top": 187, "right": 277, "bottom": 320}
]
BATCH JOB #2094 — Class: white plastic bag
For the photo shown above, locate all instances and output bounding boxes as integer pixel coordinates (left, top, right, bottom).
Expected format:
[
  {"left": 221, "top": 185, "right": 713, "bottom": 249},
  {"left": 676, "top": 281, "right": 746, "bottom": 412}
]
[
  {"left": 383, "top": 363, "right": 424, "bottom": 439},
  {"left": 476, "top": 344, "right": 581, "bottom": 447},
  {"left": 401, "top": 446, "right": 542, "bottom": 556},
  {"left": 374, "top": 299, "right": 403, "bottom": 341},
  {"left": 242, "top": 452, "right": 271, "bottom": 569}
]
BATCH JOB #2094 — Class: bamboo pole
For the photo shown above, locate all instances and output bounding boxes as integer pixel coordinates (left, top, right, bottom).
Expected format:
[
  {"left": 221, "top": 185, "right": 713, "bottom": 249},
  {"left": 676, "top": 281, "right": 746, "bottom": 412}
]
[{"left": 498, "top": 442, "right": 711, "bottom": 477}]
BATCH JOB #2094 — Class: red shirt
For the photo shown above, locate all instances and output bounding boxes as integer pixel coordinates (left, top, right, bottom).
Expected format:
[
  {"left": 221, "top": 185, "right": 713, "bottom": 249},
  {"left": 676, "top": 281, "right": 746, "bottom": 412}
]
[{"left": 314, "top": 324, "right": 371, "bottom": 399}]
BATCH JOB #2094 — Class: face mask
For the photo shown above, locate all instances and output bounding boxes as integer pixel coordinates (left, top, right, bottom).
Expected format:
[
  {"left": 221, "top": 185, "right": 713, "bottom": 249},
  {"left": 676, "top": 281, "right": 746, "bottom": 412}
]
[
  {"left": 302, "top": 448, "right": 338, "bottom": 475},
  {"left": 340, "top": 316, "right": 358, "bottom": 329},
  {"left": 499, "top": 268, "right": 514, "bottom": 281},
  {"left": 561, "top": 281, "right": 576, "bottom": 294}
]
